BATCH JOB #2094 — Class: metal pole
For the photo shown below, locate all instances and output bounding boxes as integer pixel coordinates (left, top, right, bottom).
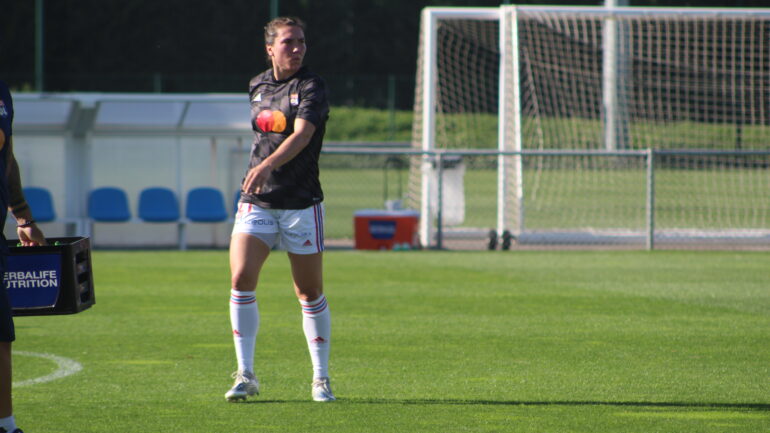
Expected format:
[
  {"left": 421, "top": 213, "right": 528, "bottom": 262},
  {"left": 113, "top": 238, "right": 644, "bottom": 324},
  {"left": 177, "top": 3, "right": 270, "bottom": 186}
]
[
  {"left": 35, "top": 0, "right": 44, "bottom": 92},
  {"left": 270, "top": 0, "right": 279, "bottom": 19},
  {"left": 435, "top": 152, "right": 444, "bottom": 250},
  {"left": 497, "top": 6, "right": 510, "bottom": 242},
  {"left": 646, "top": 148, "right": 655, "bottom": 250},
  {"left": 603, "top": 0, "right": 630, "bottom": 151},
  {"left": 507, "top": 7, "right": 525, "bottom": 238},
  {"left": 387, "top": 74, "right": 396, "bottom": 140},
  {"left": 419, "top": 9, "right": 438, "bottom": 248}
]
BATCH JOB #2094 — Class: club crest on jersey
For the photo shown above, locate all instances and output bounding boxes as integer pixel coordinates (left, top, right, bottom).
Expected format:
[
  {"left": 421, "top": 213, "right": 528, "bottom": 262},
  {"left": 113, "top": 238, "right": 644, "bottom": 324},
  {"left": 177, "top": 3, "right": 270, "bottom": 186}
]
[
  {"left": 0, "top": 101, "right": 7, "bottom": 118},
  {"left": 252, "top": 93, "right": 262, "bottom": 102},
  {"left": 290, "top": 93, "right": 299, "bottom": 106}
]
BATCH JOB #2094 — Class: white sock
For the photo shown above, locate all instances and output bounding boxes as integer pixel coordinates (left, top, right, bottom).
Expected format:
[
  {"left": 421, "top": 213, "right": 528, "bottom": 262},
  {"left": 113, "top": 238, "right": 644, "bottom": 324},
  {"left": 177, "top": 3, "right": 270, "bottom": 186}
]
[
  {"left": 0, "top": 415, "right": 16, "bottom": 431},
  {"left": 300, "top": 294, "right": 331, "bottom": 379},
  {"left": 230, "top": 289, "right": 259, "bottom": 373}
]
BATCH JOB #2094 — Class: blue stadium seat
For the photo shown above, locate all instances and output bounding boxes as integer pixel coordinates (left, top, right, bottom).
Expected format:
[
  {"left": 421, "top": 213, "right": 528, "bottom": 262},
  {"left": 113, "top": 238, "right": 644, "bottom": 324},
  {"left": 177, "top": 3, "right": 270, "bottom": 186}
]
[
  {"left": 23, "top": 187, "right": 56, "bottom": 223},
  {"left": 138, "top": 187, "right": 180, "bottom": 222},
  {"left": 88, "top": 187, "right": 131, "bottom": 222},
  {"left": 186, "top": 187, "right": 228, "bottom": 223}
]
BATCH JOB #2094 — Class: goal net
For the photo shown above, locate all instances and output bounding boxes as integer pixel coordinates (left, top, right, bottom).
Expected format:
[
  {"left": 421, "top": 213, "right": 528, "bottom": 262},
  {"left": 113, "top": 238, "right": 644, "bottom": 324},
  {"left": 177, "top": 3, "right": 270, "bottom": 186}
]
[{"left": 409, "top": 6, "right": 770, "bottom": 248}]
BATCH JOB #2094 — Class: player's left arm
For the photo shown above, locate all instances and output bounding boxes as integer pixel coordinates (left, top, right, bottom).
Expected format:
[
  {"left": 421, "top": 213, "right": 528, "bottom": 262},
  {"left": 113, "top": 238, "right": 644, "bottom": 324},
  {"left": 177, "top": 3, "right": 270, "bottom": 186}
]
[
  {"left": 6, "top": 136, "right": 47, "bottom": 246},
  {"left": 242, "top": 119, "right": 316, "bottom": 194}
]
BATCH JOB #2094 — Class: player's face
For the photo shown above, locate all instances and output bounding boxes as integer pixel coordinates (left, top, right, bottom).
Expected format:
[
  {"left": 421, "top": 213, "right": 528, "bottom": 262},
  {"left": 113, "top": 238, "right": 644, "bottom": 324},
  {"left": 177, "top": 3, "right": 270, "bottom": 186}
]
[{"left": 267, "top": 25, "right": 306, "bottom": 80}]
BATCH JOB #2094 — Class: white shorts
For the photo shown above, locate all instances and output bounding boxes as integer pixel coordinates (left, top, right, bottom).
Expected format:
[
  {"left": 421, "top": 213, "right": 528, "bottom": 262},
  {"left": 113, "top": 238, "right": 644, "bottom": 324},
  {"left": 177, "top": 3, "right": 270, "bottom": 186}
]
[{"left": 232, "top": 202, "right": 325, "bottom": 254}]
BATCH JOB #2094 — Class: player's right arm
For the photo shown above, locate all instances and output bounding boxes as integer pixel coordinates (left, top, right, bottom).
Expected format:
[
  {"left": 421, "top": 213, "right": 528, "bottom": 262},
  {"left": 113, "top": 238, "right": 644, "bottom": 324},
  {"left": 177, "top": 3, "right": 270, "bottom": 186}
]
[
  {"left": 5, "top": 135, "right": 46, "bottom": 246},
  {"left": 242, "top": 118, "right": 316, "bottom": 194}
]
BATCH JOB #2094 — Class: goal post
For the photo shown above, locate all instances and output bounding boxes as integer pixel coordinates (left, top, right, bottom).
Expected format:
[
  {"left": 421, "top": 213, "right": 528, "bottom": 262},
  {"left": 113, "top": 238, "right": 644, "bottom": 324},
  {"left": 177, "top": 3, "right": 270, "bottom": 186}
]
[
  {"left": 499, "top": 6, "right": 523, "bottom": 241},
  {"left": 410, "top": 5, "right": 770, "bottom": 248},
  {"left": 413, "top": 7, "right": 502, "bottom": 247}
]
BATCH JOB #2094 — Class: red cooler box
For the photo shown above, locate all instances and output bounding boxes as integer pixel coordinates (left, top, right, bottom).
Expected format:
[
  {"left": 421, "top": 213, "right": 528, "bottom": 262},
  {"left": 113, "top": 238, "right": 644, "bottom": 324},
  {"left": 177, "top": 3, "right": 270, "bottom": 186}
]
[{"left": 354, "top": 209, "right": 420, "bottom": 250}]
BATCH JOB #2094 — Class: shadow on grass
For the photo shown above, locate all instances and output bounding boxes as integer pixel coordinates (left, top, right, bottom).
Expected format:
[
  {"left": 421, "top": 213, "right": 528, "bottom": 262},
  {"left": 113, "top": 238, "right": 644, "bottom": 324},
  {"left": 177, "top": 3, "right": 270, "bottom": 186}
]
[
  {"left": 354, "top": 399, "right": 770, "bottom": 411},
  {"left": 239, "top": 398, "right": 770, "bottom": 411}
]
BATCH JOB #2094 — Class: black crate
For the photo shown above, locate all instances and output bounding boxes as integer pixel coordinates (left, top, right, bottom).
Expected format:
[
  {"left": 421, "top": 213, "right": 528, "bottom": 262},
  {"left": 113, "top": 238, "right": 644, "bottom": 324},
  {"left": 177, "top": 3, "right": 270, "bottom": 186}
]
[{"left": 6, "top": 237, "right": 95, "bottom": 316}]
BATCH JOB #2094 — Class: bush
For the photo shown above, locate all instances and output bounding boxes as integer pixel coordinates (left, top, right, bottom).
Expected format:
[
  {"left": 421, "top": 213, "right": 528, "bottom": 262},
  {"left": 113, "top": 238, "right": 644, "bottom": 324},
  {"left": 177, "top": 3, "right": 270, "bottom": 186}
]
[{"left": 326, "top": 106, "right": 413, "bottom": 142}]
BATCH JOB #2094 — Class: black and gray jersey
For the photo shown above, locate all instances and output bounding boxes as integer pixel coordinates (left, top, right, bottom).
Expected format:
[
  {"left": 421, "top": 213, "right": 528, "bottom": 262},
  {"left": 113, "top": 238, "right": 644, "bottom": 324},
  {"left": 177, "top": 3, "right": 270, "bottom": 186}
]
[{"left": 241, "top": 66, "right": 329, "bottom": 209}]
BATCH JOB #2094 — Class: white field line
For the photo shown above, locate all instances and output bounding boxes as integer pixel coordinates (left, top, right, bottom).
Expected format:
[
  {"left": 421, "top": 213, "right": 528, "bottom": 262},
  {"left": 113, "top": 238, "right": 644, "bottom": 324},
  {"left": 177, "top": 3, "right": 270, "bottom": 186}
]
[{"left": 12, "top": 351, "right": 83, "bottom": 388}]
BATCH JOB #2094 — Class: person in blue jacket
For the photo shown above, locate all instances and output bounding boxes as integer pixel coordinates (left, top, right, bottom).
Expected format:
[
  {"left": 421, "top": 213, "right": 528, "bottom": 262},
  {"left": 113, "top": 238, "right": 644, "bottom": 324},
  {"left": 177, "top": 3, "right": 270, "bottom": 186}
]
[{"left": 0, "top": 80, "right": 48, "bottom": 433}]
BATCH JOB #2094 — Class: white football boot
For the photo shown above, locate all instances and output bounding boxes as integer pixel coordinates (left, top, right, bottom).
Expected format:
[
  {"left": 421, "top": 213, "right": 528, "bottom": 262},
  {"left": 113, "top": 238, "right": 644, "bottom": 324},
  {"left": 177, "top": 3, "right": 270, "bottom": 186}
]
[
  {"left": 225, "top": 371, "right": 260, "bottom": 402},
  {"left": 311, "top": 377, "right": 336, "bottom": 402}
]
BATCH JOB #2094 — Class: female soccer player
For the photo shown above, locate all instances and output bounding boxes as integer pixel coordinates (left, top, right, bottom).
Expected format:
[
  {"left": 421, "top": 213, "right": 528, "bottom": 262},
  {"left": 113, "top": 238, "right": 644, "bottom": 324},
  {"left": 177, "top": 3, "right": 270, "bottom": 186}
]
[{"left": 225, "top": 17, "right": 334, "bottom": 402}]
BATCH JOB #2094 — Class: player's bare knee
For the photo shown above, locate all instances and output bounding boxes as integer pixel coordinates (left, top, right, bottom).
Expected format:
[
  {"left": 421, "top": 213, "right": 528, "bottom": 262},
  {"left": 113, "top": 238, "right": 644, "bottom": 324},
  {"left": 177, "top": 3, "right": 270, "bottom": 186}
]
[
  {"left": 231, "top": 274, "right": 258, "bottom": 292},
  {"left": 295, "top": 287, "right": 322, "bottom": 302}
]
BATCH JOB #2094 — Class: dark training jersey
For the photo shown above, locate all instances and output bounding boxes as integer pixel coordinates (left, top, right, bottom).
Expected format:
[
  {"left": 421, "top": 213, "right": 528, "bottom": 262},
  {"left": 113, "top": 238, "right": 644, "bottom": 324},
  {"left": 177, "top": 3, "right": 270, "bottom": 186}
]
[
  {"left": 1, "top": 81, "right": 14, "bottom": 343},
  {"left": 240, "top": 66, "right": 330, "bottom": 209},
  {"left": 0, "top": 81, "right": 13, "bottom": 253}
]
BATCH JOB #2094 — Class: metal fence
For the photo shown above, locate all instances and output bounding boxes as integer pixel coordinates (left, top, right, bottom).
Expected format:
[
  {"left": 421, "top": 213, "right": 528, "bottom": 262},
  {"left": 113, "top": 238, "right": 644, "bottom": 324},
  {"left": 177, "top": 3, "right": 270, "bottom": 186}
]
[
  {"left": 323, "top": 148, "right": 770, "bottom": 250},
  {"left": 8, "top": 93, "right": 769, "bottom": 250}
]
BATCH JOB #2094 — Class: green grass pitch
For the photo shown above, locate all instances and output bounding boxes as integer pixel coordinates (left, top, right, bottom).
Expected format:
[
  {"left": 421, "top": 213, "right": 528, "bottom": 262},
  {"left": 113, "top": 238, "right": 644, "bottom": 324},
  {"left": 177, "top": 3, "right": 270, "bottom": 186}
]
[{"left": 11, "top": 249, "right": 770, "bottom": 432}]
